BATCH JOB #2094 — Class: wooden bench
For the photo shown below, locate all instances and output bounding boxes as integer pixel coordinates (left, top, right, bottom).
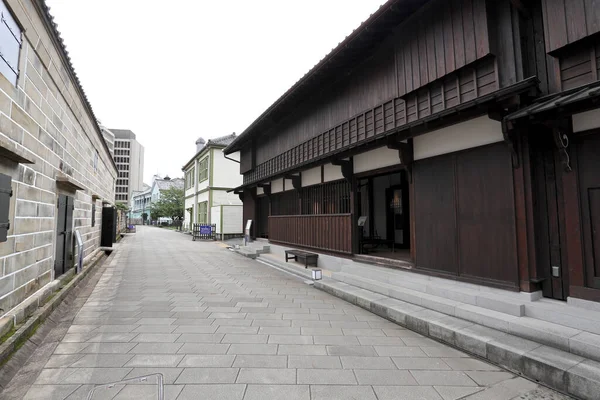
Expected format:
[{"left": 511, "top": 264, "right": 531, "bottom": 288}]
[{"left": 285, "top": 249, "right": 318, "bottom": 269}]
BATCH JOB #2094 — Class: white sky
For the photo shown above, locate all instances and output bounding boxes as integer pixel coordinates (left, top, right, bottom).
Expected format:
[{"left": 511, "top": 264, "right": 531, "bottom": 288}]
[{"left": 45, "top": 0, "right": 384, "bottom": 184}]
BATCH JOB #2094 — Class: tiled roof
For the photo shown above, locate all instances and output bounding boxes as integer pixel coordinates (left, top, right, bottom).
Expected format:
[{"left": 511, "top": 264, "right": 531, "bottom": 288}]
[{"left": 155, "top": 178, "right": 184, "bottom": 191}]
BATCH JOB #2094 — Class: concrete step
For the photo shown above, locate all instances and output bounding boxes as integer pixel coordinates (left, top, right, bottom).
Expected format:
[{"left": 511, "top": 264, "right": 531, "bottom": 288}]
[
  {"left": 313, "top": 279, "right": 600, "bottom": 400},
  {"left": 327, "top": 270, "right": 600, "bottom": 364},
  {"left": 234, "top": 247, "right": 258, "bottom": 259},
  {"left": 525, "top": 300, "right": 600, "bottom": 335},
  {"left": 333, "top": 270, "right": 525, "bottom": 317}
]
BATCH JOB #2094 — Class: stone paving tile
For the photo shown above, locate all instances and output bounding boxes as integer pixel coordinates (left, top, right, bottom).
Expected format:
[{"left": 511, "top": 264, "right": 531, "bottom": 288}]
[
  {"left": 233, "top": 355, "right": 288, "bottom": 368},
  {"left": 392, "top": 357, "right": 451, "bottom": 370},
  {"left": 310, "top": 385, "right": 377, "bottom": 400},
  {"left": 10, "top": 228, "right": 565, "bottom": 400},
  {"left": 70, "top": 354, "right": 135, "bottom": 368},
  {"left": 373, "top": 385, "right": 443, "bottom": 400},
  {"left": 129, "top": 343, "right": 184, "bottom": 354},
  {"left": 175, "top": 367, "right": 239, "bottom": 384},
  {"left": 411, "top": 370, "right": 478, "bottom": 386},
  {"left": 236, "top": 368, "right": 297, "bottom": 384},
  {"left": 297, "top": 368, "right": 357, "bottom": 384},
  {"left": 354, "top": 370, "right": 419, "bottom": 386},
  {"left": 22, "top": 385, "right": 80, "bottom": 400},
  {"left": 176, "top": 384, "right": 246, "bottom": 400},
  {"left": 123, "top": 354, "right": 184, "bottom": 367},
  {"left": 243, "top": 384, "right": 310, "bottom": 400},
  {"left": 178, "top": 355, "right": 235, "bottom": 367}
]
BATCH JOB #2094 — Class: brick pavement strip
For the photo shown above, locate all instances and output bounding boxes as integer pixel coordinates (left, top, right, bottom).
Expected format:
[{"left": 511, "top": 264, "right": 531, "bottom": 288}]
[{"left": 0, "top": 227, "right": 571, "bottom": 399}]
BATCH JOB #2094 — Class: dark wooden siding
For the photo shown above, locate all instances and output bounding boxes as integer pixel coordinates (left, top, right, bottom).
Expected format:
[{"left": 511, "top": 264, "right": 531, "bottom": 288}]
[
  {"left": 455, "top": 143, "right": 518, "bottom": 284},
  {"left": 240, "top": 146, "right": 254, "bottom": 174},
  {"left": 245, "top": 57, "right": 497, "bottom": 185},
  {"left": 413, "top": 155, "right": 458, "bottom": 275},
  {"left": 250, "top": 0, "right": 492, "bottom": 167},
  {"left": 541, "top": 0, "right": 600, "bottom": 53},
  {"left": 243, "top": 189, "right": 256, "bottom": 238},
  {"left": 268, "top": 214, "right": 352, "bottom": 254},
  {"left": 256, "top": 46, "right": 399, "bottom": 165},
  {"left": 395, "top": 0, "right": 490, "bottom": 96},
  {"left": 557, "top": 39, "right": 600, "bottom": 90},
  {"left": 413, "top": 142, "right": 518, "bottom": 287}
]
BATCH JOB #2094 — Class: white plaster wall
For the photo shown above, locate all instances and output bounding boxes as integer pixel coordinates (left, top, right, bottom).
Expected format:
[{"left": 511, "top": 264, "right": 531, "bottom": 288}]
[
  {"left": 354, "top": 148, "right": 399, "bottom": 173},
  {"left": 413, "top": 116, "right": 503, "bottom": 160},
  {"left": 184, "top": 196, "right": 195, "bottom": 227},
  {"left": 323, "top": 163, "right": 343, "bottom": 182},
  {"left": 222, "top": 205, "right": 243, "bottom": 234},
  {"left": 212, "top": 189, "right": 242, "bottom": 206},
  {"left": 197, "top": 191, "right": 209, "bottom": 203},
  {"left": 211, "top": 206, "right": 222, "bottom": 233},
  {"left": 257, "top": 187, "right": 264, "bottom": 195},
  {"left": 271, "top": 178, "right": 284, "bottom": 193},
  {"left": 212, "top": 149, "right": 243, "bottom": 188},
  {"left": 572, "top": 108, "right": 600, "bottom": 133},
  {"left": 301, "top": 166, "right": 321, "bottom": 187}
]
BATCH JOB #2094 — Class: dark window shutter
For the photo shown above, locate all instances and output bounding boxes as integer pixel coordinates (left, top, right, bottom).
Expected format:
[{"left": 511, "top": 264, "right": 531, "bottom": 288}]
[{"left": 0, "top": 173, "right": 13, "bottom": 242}]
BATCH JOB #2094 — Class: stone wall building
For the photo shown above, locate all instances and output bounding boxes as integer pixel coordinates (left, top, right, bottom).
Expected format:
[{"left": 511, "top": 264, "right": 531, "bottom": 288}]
[{"left": 0, "top": 0, "right": 117, "bottom": 316}]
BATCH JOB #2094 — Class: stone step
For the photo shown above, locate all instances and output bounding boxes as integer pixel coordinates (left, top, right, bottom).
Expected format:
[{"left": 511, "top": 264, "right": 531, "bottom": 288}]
[
  {"left": 312, "top": 279, "right": 600, "bottom": 400},
  {"left": 234, "top": 247, "right": 258, "bottom": 259},
  {"left": 524, "top": 300, "right": 600, "bottom": 335},
  {"left": 333, "top": 270, "right": 525, "bottom": 317},
  {"left": 327, "top": 270, "right": 600, "bottom": 364}
]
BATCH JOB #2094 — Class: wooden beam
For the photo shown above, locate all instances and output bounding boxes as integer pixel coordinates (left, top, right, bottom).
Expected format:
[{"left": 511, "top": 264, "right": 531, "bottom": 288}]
[
  {"left": 258, "top": 183, "right": 271, "bottom": 197},
  {"left": 331, "top": 159, "right": 354, "bottom": 183},
  {"left": 386, "top": 136, "right": 414, "bottom": 182}
]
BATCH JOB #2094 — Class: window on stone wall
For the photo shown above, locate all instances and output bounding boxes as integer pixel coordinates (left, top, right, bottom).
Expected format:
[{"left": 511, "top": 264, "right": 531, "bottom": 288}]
[
  {"left": 198, "top": 157, "right": 208, "bottom": 182},
  {"left": 197, "top": 201, "right": 207, "bottom": 224},
  {"left": 0, "top": 2, "right": 21, "bottom": 86},
  {"left": 91, "top": 202, "right": 96, "bottom": 227}
]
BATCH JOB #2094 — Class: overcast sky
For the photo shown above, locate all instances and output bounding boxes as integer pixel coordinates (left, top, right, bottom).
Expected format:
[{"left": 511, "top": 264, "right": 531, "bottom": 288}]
[{"left": 45, "top": 0, "right": 384, "bottom": 184}]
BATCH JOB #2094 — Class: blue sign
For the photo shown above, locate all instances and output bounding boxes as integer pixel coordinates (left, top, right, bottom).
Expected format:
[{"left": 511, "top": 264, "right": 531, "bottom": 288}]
[{"left": 200, "top": 225, "right": 212, "bottom": 235}]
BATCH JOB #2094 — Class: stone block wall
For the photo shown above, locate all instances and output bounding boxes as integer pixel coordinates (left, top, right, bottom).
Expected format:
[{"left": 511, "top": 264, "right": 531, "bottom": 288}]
[{"left": 0, "top": 0, "right": 117, "bottom": 315}]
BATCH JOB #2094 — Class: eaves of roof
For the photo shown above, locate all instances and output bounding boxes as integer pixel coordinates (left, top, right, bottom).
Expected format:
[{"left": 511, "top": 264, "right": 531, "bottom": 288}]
[{"left": 223, "top": 0, "right": 430, "bottom": 155}]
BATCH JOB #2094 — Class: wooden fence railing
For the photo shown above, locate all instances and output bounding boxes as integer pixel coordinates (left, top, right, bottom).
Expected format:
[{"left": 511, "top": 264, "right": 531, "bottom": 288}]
[
  {"left": 268, "top": 214, "right": 352, "bottom": 254},
  {"left": 192, "top": 224, "right": 217, "bottom": 241}
]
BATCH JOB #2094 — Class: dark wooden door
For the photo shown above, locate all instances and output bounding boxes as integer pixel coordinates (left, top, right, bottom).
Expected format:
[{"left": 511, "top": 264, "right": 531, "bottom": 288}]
[
  {"left": 385, "top": 178, "right": 410, "bottom": 248},
  {"left": 577, "top": 132, "right": 600, "bottom": 289},
  {"left": 54, "top": 194, "right": 73, "bottom": 277},
  {"left": 101, "top": 206, "right": 116, "bottom": 247},
  {"left": 256, "top": 196, "right": 269, "bottom": 238}
]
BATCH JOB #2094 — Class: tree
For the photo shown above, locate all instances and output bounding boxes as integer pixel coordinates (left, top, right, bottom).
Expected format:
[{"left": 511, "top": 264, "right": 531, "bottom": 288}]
[
  {"left": 115, "top": 203, "right": 128, "bottom": 212},
  {"left": 149, "top": 187, "right": 184, "bottom": 220},
  {"left": 141, "top": 212, "right": 148, "bottom": 225}
]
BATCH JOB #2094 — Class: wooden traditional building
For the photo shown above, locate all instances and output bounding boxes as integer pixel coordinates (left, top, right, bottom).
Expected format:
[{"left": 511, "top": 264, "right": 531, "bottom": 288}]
[{"left": 224, "top": 0, "right": 600, "bottom": 303}]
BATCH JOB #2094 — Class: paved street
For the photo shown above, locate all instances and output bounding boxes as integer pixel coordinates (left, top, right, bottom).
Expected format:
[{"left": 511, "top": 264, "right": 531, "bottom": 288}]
[{"left": 9, "top": 226, "right": 566, "bottom": 399}]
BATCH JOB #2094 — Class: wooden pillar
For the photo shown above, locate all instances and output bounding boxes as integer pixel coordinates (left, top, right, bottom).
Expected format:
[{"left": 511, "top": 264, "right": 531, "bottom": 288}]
[
  {"left": 513, "top": 134, "right": 535, "bottom": 292},
  {"left": 560, "top": 131, "right": 585, "bottom": 289}
]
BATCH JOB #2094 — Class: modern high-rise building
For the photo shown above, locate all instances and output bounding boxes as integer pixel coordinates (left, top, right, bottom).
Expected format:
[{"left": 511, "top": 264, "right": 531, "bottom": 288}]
[
  {"left": 99, "top": 125, "right": 115, "bottom": 158},
  {"left": 110, "top": 129, "right": 145, "bottom": 203}
]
